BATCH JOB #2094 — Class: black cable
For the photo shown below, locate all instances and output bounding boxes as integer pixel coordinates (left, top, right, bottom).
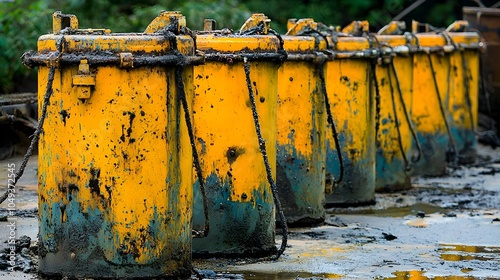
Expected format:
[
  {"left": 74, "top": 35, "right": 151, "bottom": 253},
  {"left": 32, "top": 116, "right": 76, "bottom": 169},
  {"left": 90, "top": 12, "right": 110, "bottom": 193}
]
[
  {"left": 238, "top": 22, "right": 265, "bottom": 36},
  {"left": 165, "top": 19, "right": 211, "bottom": 238},
  {"left": 289, "top": 25, "right": 344, "bottom": 185},
  {"left": 370, "top": 61, "right": 382, "bottom": 137},
  {"left": 427, "top": 53, "right": 459, "bottom": 164},
  {"left": 175, "top": 67, "right": 210, "bottom": 238},
  {"left": 268, "top": 28, "right": 288, "bottom": 63},
  {"left": 390, "top": 60, "right": 423, "bottom": 164},
  {"left": 366, "top": 34, "right": 382, "bottom": 138},
  {"left": 243, "top": 59, "right": 287, "bottom": 260},
  {"left": 460, "top": 51, "right": 476, "bottom": 133},
  {"left": 318, "top": 65, "right": 344, "bottom": 185},
  {"left": 386, "top": 61, "right": 412, "bottom": 172}
]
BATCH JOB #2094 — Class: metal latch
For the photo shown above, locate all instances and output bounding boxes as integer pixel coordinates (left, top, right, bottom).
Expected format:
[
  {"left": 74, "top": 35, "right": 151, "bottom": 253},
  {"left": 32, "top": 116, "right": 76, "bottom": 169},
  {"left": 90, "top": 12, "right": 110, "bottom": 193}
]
[
  {"left": 144, "top": 11, "right": 186, "bottom": 34},
  {"left": 204, "top": 19, "right": 217, "bottom": 31},
  {"left": 72, "top": 59, "right": 95, "bottom": 100},
  {"left": 285, "top": 18, "right": 317, "bottom": 36},
  {"left": 53, "top": 11, "right": 79, "bottom": 34},
  {"left": 342, "top": 21, "right": 369, "bottom": 36},
  {"left": 239, "top": 13, "right": 271, "bottom": 34}
]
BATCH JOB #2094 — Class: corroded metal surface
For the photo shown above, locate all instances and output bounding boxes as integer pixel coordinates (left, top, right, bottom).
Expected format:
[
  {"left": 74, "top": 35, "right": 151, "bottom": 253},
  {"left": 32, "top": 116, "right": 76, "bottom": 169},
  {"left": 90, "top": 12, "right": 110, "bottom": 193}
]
[
  {"left": 191, "top": 25, "right": 280, "bottom": 257},
  {"left": 324, "top": 36, "right": 376, "bottom": 206},
  {"left": 276, "top": 21, "right": 327, "bottom": 226},
  {"left": 413, "top": 32, "right": 480, "bottom": 169},
  {"left": 374, "top": 35, "right": 415, "bottom": 192},
  {"left": 36, "top": 12, "right": 194, "bottom": 278}
]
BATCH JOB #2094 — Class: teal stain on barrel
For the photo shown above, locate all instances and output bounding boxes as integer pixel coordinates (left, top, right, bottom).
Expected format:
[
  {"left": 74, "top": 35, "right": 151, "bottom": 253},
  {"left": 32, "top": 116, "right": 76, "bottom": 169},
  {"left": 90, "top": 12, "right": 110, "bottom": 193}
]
[
  {"left": 192, "top": 173, "right": 276, "bottom": 256},
  {"left": 276, "top": 140, "right": 326, "bottom": 226},
  {"left": 411, "top": 133, "right": 449, "bottom": 176},
  {"left": 326, "top": 136, "right": 376, "bottom": 206},
  {"left": 452, "top": 126, "right": 477, "bottom": 164},
  {"left": 375, "top": 146, "right": 411, "bottom": 193},
  {"left": 39, "top": 199, "right": 191, "bottom": 278}
]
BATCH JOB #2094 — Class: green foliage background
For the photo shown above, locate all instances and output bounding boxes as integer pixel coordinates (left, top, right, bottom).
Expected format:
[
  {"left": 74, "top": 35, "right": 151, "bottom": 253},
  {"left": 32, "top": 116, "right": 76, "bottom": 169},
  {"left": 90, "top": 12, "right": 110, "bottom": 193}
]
[{"left": 0, "top": 0, "right": 468, "bottom": 93}]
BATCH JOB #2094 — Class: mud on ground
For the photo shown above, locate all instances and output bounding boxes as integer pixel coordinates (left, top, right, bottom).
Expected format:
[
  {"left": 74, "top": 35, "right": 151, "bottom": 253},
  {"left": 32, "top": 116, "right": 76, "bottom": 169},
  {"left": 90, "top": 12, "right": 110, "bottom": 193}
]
[{"left": 0, "top": 144, "right": 499, "bottom": 279}]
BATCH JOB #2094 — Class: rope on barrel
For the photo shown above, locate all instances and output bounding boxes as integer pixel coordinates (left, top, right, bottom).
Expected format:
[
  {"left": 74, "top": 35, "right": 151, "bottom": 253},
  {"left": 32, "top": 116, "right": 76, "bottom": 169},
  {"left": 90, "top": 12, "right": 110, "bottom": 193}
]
[
  {"left": 385, "top": 54, "right": 412, "bottom": 172},
  {"left": 163, "top": 19, "right": 210, "bottom": 238},
  {"left": 318, "top": 65, "right": 344, "bottom": 185},
  {"left": 297, "top": 26, "right": 344, "bottom": 185},
  {"left": 460, "top": 50, "right": 476, "bottom": 133},
  {"left": 427, "top": 52, "right": 459, "bottom": 165},
  {"left": 243, "top": 58, "right": 288, "bottom": 260},
  {"left": 366, "top": 34, "right": 382, "bottom": 137},
  {"left": 370, "top": 61, "right": 382, "bottom": 136},
  {"left": 0, "top": 36, "right": 65, "bottom": 206},
  {"left": 294, "top": 27, "right": 331, "bottom": 49},
  {"left": 175, "top": 67, "right": 210, "bottom": 238},
  {"left": 441, "top": 31, "right": 476, "bottom": 134},
  {"left": 389, "top": 59, "right": 423, "bottom": 165}
]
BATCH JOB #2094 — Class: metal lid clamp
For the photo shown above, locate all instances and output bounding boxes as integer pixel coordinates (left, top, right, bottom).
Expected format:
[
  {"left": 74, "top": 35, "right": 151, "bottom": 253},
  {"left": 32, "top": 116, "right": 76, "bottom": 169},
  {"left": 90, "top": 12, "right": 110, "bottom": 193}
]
[
  {"left": 378, "top": 21, "right": 406, "bottom": 36},
  {"left": 238, "top": 13, "right": 271, "bottom": 35},
  {"left": 52, "top": 11, "right": 78, "bottom": 34},
  {"left": 143, "top": 10, "right": 187, "bottom": 34},
  {"left": 342, "top": 20, "right": 370, "bottom": 37},
  {"left": 72, "top": 59, "right": 96, "bottom": 100}
]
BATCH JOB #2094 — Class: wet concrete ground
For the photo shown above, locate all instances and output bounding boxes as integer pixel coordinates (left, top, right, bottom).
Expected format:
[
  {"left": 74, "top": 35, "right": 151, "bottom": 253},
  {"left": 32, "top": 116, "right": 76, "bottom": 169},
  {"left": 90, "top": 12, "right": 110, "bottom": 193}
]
[{"left": 0, "top": 144, "right": 499, "bottom": 279}]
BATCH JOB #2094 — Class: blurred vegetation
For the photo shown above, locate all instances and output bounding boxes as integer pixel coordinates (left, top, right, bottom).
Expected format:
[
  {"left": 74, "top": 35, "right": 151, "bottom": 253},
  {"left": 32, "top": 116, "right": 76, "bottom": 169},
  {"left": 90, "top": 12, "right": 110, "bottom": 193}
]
[{"left": 0, "top": 0, "right": 485, "bottom": 94}]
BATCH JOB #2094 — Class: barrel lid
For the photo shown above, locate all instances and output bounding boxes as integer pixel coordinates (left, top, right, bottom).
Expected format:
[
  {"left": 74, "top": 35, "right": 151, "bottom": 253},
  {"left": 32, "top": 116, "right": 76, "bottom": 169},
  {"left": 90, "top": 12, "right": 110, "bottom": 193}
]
[
  {"left": 374, "top": 35, "right": 409, "bottom": 47},
  {"left": 196, "top": 34, "right": 281, "bottom": 53},
  {"left": 334, "top": 37, "right": 372, "bottom": 52},
  {"left": 329, "top": 21, "right": 372, "bottom": 52},
  {"left": 281, "top": 18, "right": 328, "bottom": 52},
  {"left": 416, "top": 32, "right": 480, "bottom": 47},
  {"left": 196, "top": 14, "right": 281, "bottom": 53},
  {"left": 37, "top": 11, "right": 194, "bottom": 55}
]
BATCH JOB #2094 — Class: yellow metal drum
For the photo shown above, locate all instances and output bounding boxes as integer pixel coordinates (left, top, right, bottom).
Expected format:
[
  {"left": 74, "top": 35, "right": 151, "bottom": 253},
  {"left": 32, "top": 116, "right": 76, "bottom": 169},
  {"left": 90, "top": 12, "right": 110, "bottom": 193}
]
[
  {"left": 374, "top": 35, "right": 418, "bottom": 192},
  {"left": 32, "top": 11, "right": 195, "bottom": 278},
  {"left": 277, "top": 18, "right": 327, "bottom": 225},
  {"left": 411, "top": 34, "right": 451, "bottom": 176},
  {"left": 412, "top": 31, "right": 480, "bottom": 168},
  {"left": 324, "top": 36, "right": 376, "bottom": 206},
  {"left": 191, "top": 14, "right": 281, "bottom": 256},
  {"left": 446, "top": 32, "right": 480, "bottom": 164}
]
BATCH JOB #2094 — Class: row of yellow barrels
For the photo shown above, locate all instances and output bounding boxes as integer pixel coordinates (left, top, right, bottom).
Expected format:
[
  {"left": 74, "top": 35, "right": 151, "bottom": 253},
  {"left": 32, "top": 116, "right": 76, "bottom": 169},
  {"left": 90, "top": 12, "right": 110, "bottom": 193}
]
[{"left": 23, "top": 11, "right": 480, "bottom": 278}]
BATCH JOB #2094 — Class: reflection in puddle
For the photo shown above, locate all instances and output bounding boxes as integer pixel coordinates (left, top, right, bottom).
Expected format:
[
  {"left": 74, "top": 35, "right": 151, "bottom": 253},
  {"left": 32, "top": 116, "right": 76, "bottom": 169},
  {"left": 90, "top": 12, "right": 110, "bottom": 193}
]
[
  {"left": 439, "top": 244, "right": 500, "bottom": 254},
  {"left": 438, "top": 244, "right": 500, "bottom": 262},
  {"left": 384, "top": 270, "right": 477, "bottom": 280},
  {"left": 329, "top": 203, "right": 450, "bottom": 217},
  {"left": 243, "top": 272, "right": 342, "bottom": 279},
  {"left": 440, "top": 253, "right": 493, "bottom": 261},
  {"left": 460, "top": 268, "right": 473, "bottom": 273}
]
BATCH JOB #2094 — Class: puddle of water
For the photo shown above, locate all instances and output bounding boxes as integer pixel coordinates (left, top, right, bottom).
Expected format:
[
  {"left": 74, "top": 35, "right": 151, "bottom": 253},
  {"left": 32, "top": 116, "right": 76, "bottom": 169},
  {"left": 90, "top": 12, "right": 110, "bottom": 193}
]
[
  {"left": 440, "top": 253, "right": 494, "bottom": 261},
  {"left": 438, "top": 244, "right": 500, "bottom": 262},
  {"left": 241, "top": 271, "right": 342, "bottom": 279},
  {"left": 384, "top": 270, "right": 478, "bottom": 280},
  {"left": 439, "top": 244, "right": 500, "bottom": 254},
  {"left": 330, "top": 203, "right": 450, "bottom": 217},
  {"left": 460, "top": 268, "right": 473, "bottom": 273}
]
